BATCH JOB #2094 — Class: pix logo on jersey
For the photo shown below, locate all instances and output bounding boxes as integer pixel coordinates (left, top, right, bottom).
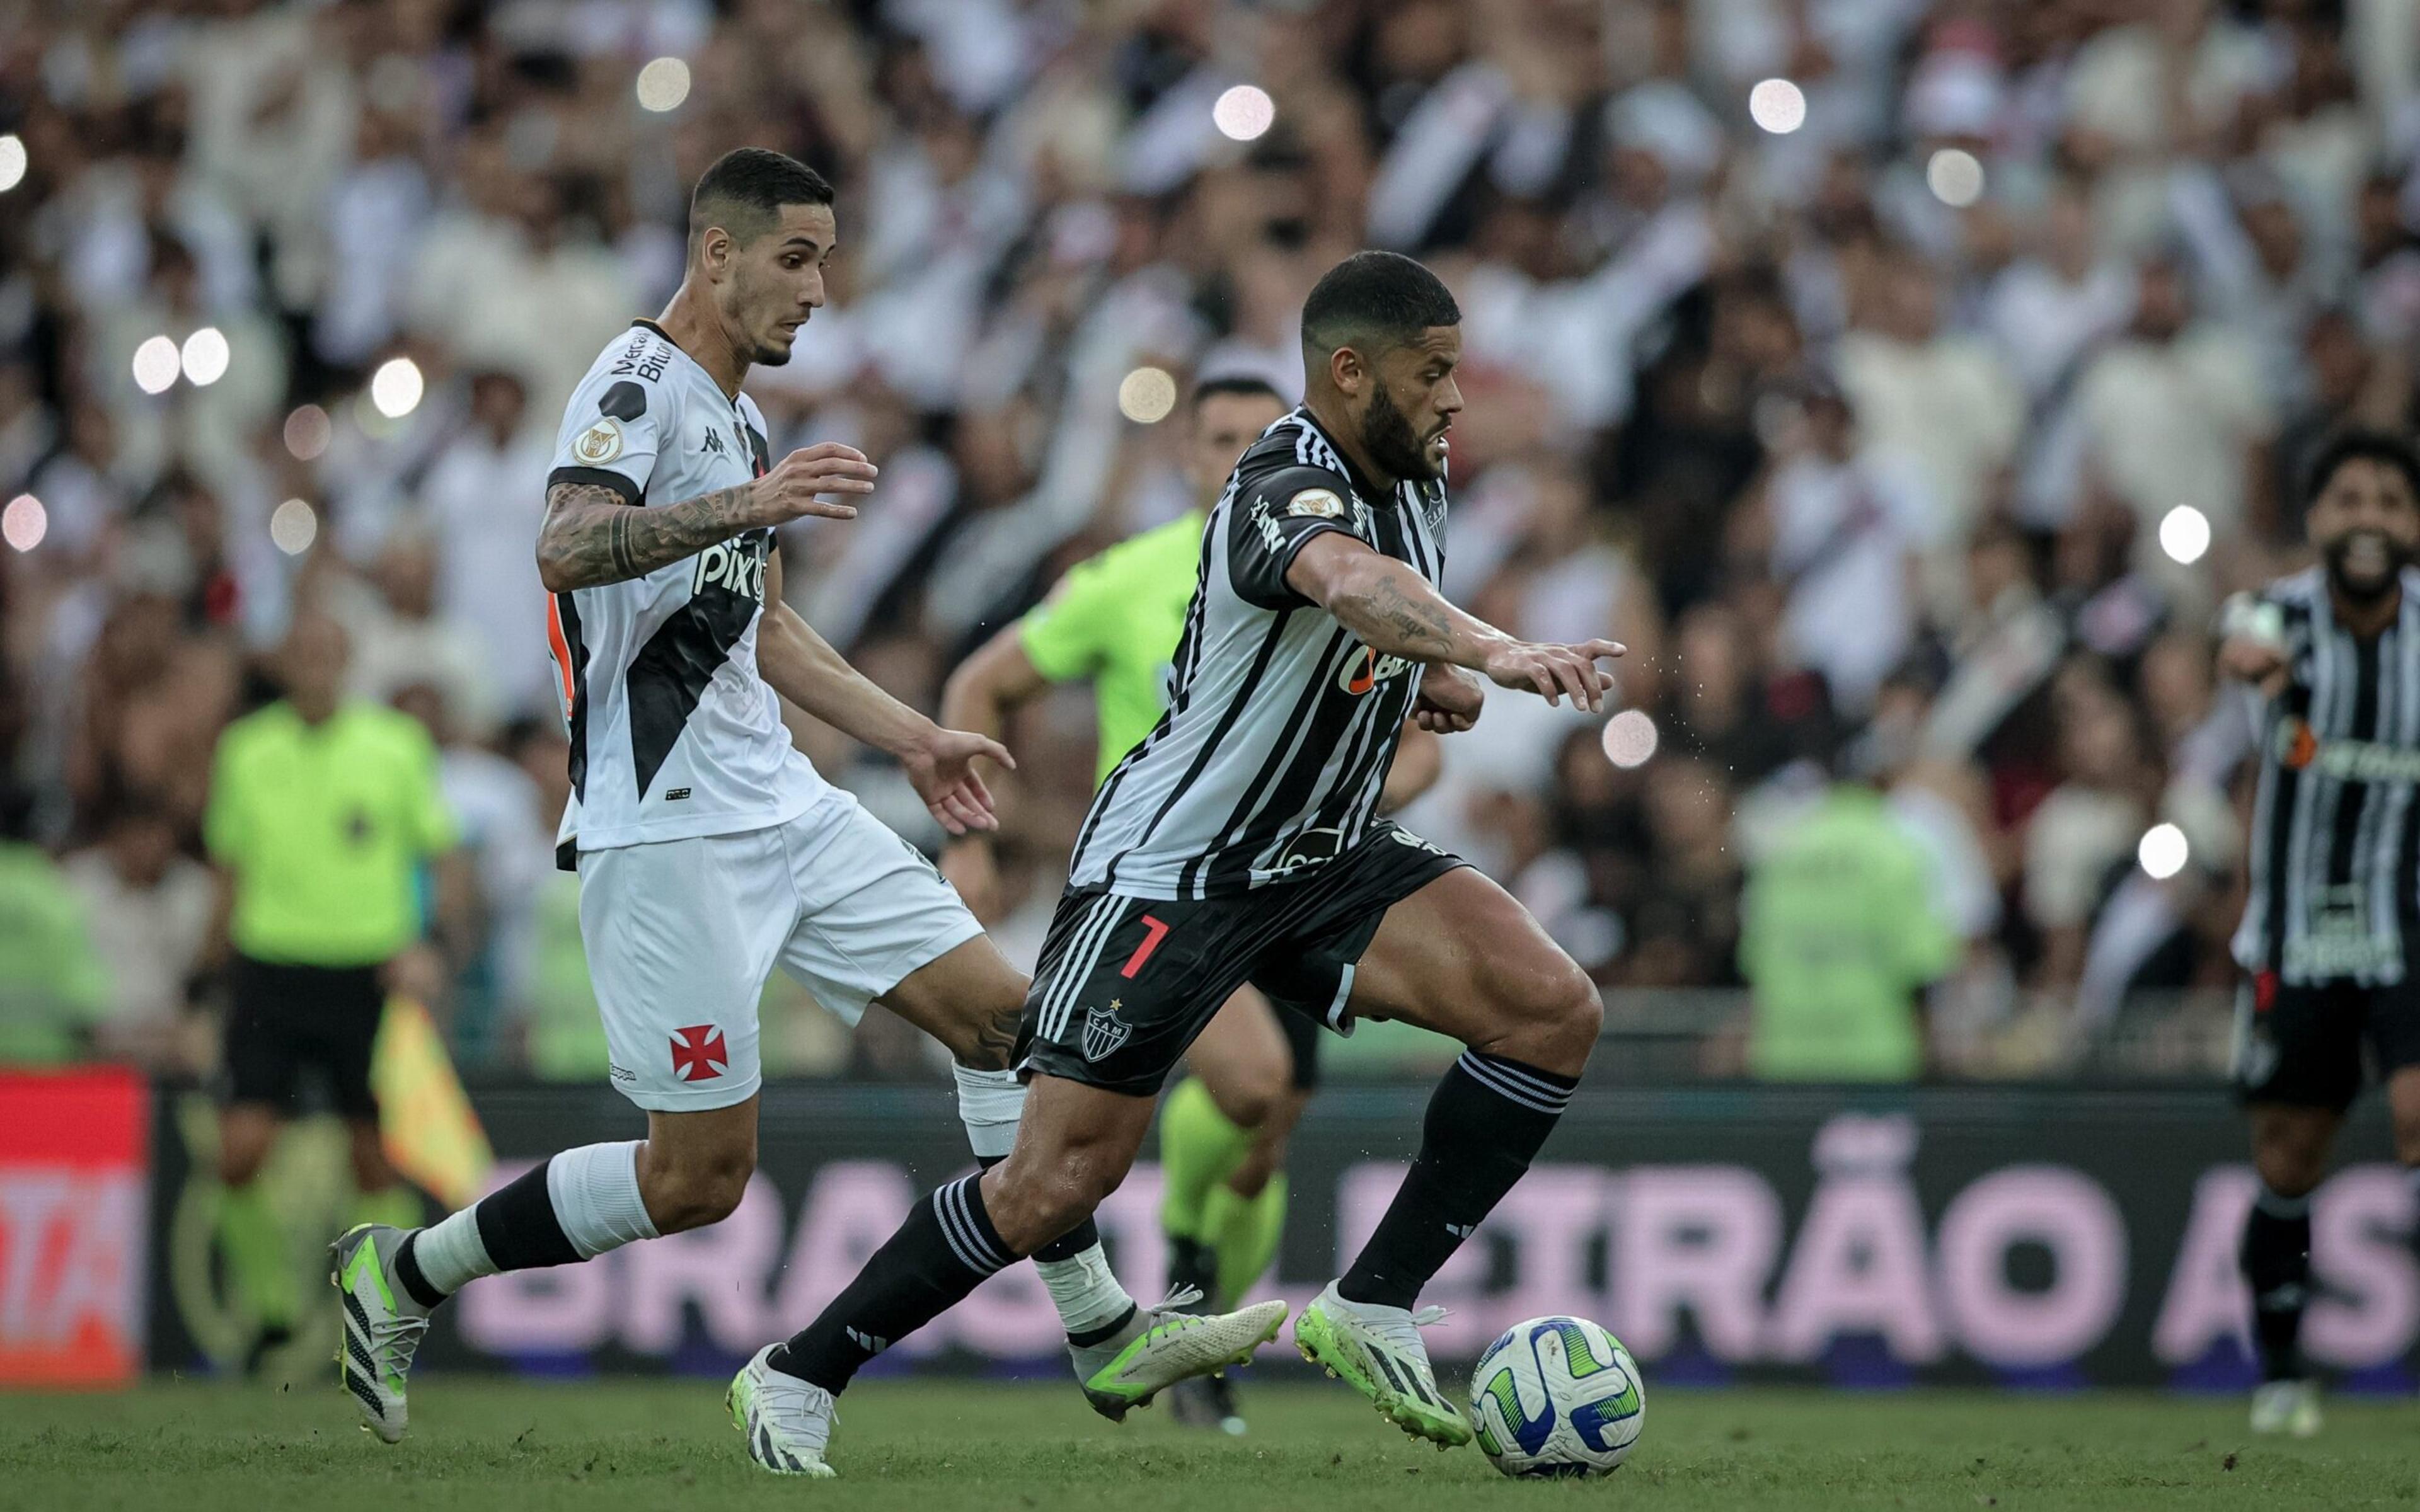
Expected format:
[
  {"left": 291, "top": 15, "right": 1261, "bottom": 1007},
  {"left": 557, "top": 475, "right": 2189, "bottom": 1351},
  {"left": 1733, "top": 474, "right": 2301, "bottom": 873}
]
[{"left": 669, "top": 1024, "right": 729, "bottom": 1082}]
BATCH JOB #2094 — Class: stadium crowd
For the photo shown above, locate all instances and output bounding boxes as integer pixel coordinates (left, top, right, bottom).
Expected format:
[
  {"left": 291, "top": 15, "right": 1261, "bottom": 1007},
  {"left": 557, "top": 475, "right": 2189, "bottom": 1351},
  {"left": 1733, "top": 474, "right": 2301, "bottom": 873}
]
[{"left": 1, "top": 0, "right": 2412, "bottom": 1080}]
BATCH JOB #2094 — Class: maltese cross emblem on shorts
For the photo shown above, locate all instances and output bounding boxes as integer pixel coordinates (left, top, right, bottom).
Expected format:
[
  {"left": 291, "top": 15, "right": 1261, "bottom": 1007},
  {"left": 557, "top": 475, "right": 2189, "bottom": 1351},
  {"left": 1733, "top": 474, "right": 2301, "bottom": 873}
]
[
  {"left": 670, "top": 1024, "right": 728, "bottom": 1082},
  {"left": 1081, "top": 1000, "right": 1131, "bottom": 1063}
]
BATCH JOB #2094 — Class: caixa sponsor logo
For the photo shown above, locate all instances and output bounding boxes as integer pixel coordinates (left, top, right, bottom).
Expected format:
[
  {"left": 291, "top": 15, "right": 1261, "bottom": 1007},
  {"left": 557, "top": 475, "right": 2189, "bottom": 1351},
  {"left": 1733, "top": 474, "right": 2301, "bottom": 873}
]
[
  {"left": 1338, "top": 646, "right": 1415, "bottom": 696},
  {"left": 691, "top": 535, "right": 767, "bottom": 603}
]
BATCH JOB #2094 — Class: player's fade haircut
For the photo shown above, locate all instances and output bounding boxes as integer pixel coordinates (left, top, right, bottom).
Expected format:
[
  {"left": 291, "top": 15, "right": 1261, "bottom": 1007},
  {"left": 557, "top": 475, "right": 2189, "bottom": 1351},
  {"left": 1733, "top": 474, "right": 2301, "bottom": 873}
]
[
  {"left": 2302, "top": 427, "right": 2420, "bottom": 510},
  {"left": 689, "top": 147, "right": 836, "bottom": 252},
  {"left": 1190, "top": 374, "right": 1286, "bottom": 412},
  {"left": 1300, "top": 251, "right": 1460, "bottom": 362}
]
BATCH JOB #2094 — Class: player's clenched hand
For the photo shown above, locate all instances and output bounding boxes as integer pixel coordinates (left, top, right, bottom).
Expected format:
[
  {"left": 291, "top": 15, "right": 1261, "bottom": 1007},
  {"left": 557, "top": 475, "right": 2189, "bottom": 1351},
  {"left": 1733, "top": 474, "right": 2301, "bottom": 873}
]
[
  {"left": 2218, "top": 634, "right": 2290, "bottom": 697},
  {"left": 1415, "top": 662, "right": 1484, "bottom": 732},
  {"left": 904, "top": 725, "right": 1016, "bottom": 837},
  {"left": 746, "top": 442, "right": 879, "bottom": 525},
  {"left": 1479, "top": 638, "right": 1624, "bottom": 712}
]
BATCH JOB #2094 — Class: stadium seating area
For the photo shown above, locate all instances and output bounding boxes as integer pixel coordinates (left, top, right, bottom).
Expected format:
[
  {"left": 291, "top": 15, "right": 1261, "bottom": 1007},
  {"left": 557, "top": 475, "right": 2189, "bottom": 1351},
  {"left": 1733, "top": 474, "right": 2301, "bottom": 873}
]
[{"left": 2, "top": 0, "right": 2411, "bottom": 1079}]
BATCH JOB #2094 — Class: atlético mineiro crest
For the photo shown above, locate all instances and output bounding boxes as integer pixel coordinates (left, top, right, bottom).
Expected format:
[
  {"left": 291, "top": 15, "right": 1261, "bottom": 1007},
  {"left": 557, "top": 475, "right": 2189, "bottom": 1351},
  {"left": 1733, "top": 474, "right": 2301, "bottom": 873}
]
[
  {"left": 1082, "top": 1001, "right": 1131, "bottom": 1063},
  {"left": 671, "top": 1024, "right": 728, "bottom": 1082}
]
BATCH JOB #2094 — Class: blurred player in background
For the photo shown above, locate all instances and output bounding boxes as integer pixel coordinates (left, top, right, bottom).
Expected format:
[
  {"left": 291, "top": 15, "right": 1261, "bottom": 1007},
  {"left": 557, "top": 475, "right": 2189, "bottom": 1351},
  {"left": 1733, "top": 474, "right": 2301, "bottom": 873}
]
[
  {"left": 2216, "top": 429, "right": 2420, "bottom": 1438},
  {"left": 323, "top": 147, "right": 1272, "bottom": 1467},
  {"left": 204, "top": 609, "right": 464, "bottom": 1372},
  {"left": 763, "top": 251, "right": 1618, "bottom": 1469},
  {"left": 941, "top": 374, "right": 1441, "bottom": 1433}
]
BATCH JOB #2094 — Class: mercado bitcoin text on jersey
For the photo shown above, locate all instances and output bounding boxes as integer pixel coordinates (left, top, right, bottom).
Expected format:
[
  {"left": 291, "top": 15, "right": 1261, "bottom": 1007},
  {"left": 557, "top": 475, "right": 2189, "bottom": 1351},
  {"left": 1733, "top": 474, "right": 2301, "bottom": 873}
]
[
  {"left": 1068, "top": 406, "right": 1444, "bottom": 899},
  {"left": 1020, "top": 510, "right": 1207, "bottom": 785},
  {"left": 544, "top": 319, "right": 829, "bottom": 859},
  {"left": 2233, "top": 564, "right": 2420, "bottom": 987}
]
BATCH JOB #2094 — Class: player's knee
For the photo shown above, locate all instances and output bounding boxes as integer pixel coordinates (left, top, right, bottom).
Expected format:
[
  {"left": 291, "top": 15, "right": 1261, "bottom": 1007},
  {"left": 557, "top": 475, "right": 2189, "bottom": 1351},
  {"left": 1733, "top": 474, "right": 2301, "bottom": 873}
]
[
  {"left": 646, "top": 1146, "right": 756, "bottom": 1231},
  {"left": 1485, "top": 955, "right": 1600, "bottom": 1073},
  {"left": 2250, "top": 1130, "right": 2328, "bottom": 1199},
  {"left": 218, "top": 1143, "right": 267, "bottom": 1188},
  {"left": 2393, "top": 1118, "right": 2420, "bottom": 1169},
  {"left": 1209, "top": 1074, "right": 1279, "bottom": 1132},
  {"left": 947, "top": 1000, "right": 1022, "bottom": 1073}
]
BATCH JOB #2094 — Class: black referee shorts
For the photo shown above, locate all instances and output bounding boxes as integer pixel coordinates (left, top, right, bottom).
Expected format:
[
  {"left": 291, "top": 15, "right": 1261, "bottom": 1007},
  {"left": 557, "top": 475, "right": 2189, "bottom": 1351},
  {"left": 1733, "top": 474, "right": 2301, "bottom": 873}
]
[
  {"left": 222, "top": 954, "right": 388, "bottom": 1120},
  {"left": 1015, "top": 822, "right": 1465, "bottom": 1097},
  {"left": 2233, "top": 968, "right": 2420, "bottom": 1113}
]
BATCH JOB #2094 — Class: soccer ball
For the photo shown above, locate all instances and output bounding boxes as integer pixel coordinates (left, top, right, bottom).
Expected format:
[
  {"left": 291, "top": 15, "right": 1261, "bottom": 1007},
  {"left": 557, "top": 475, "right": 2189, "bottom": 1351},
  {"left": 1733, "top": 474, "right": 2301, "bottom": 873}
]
[{"left": 1468, "top": 1315, "right": 1645, "bottom": 1478}]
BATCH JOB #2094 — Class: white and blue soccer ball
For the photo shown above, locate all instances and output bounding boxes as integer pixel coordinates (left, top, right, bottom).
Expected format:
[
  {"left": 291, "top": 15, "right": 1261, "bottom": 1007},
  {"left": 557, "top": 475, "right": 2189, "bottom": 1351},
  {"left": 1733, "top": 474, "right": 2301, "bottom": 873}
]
[{"left": 1467, "top": 1315, "right": 1645, "bottom": 1478}]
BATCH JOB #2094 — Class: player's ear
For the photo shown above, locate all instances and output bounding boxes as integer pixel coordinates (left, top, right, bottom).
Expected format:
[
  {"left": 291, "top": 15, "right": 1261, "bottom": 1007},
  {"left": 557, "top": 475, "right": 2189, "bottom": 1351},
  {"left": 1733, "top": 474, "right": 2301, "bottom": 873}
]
[
  {"left": 1327, "top": 343, "right": 1365, "bottom": 398},
  {"left": 698, "top": 226, "right": 732, "bottom": 280}
]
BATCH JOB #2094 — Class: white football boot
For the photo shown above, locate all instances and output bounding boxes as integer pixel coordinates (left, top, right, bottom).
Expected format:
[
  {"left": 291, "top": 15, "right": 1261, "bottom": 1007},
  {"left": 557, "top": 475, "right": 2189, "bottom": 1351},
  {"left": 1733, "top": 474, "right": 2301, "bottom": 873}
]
[
  {"left": 2249, "top": 1378, "right": 2322, "bottom": 1438},
  {"left": 328, "top": 1224, "right": 431, "bottom": 1445},
  {"left": 1293, "top": 1281, "right": 1470, "bottom": 1448},
  {"left": 728, "top": 1344, "right": 840, "bottom": 1477}
]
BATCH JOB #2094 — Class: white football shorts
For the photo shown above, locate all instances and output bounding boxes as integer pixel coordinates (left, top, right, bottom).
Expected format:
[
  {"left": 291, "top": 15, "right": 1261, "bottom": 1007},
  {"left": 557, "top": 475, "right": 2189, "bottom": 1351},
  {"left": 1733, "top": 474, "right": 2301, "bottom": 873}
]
[{"left": 576, "top": 789, "right": 982, "bottom": 1111}]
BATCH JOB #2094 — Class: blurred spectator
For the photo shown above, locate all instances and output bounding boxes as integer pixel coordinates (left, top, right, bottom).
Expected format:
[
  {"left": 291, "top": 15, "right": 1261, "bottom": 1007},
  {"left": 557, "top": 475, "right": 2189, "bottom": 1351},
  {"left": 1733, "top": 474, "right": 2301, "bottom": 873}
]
[
  {"left": 62, "top": 793, "right": 213, "bottom": 1072},
  {"left": 1739, "top": 766, "right": 1959, "bottom": 1080},
  {"left": 0, "top": 789, "right": 108, "bottom": 1065}
]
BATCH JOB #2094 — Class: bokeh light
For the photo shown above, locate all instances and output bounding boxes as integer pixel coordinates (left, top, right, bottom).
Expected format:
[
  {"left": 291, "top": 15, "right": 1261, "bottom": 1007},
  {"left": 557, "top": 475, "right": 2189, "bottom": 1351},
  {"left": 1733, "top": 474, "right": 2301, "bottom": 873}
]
[
  {"left": 1749, "top": 79, "right": 1807, "bottom": 135},
  {"left": 132, "top": 335, "right": 180, "bottom": 395},
  {"left": 1602, "top": 709, "right": 1659, "bottom": 769},
  {"left": 371, "top": 357, "right": 425, "bottom": 418},
  {"left": 636, "top": 57, "right": 691, "bottom": 113},
  {"left": 1926, "top": 148, "right": 1985, "bottom": 207},
  {"left": 2158, "top": 505, "right": 2211, "bottom": 566},
  {"left": 180, "top": 327, "right": 230, "bottom": 387},
  {"left": 0, "top": 134, "right": 25, "bottom": 193},
  {"left": 270, "top": 498, "right": 319, "bottom": 556},
  {"left": 284, "top": 404, "right": 333, "bottom": 461},
  {"left": 3, "top": 495, "right": 46, "bottom": 552},
  {"left": 2138, "top": 823, "right": 2190, "bottom": 881},
  {"left": 1118, "top": 367, "right": 1178, "bottom": 424},
  {"left": 1213, "top": 85, "right": 1276, "bottom": 142}
]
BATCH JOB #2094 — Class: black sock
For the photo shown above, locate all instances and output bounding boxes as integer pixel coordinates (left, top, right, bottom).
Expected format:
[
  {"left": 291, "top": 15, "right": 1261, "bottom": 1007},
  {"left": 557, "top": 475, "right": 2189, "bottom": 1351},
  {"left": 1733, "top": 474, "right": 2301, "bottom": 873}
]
[
  {"left": 1166, "top": 1234, "right": 1219, "bottom": 1314},
  {"left": 768, "top": 1174, "right": 1014, "bottom": 1392},
  {"left": 475, "top": 1156, "right": 582, "bottom": 1271},
  {"left": 1340, "top": 1051, "right": 1576, "bottom": 1310},
  {"left": 393, "top": 1232, "right": 447, "bottom": 1310},
  {"left": 977, "top": 1153, "right": 1100, "bottom": 1264},
  {"left": 2240, "top": 1184, "right": 2312, "bottom": 1382}
]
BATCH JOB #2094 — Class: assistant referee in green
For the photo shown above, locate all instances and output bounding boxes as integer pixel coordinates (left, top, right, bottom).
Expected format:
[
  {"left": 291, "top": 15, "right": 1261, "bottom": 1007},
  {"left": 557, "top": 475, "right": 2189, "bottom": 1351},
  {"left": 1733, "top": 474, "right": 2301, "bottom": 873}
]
[{"left": 204, "top": 607, "right": 462, "bottom": 1369}]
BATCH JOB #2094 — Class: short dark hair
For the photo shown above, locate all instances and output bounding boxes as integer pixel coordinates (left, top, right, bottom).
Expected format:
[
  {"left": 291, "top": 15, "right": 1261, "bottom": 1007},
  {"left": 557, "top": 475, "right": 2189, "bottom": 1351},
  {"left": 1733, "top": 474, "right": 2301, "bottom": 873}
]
[
  {"left": 1300, "top": 250, "right": 1460, "bottom": 358},
  {"left": 689, "top": 148, "right": 835, "bottom": 249},
  {"left": 2302, "top": 428, "right": 2420, "bottom": 509},
  {"left": 1190, "top": 374, "right": 1285, "bottom": 411}
]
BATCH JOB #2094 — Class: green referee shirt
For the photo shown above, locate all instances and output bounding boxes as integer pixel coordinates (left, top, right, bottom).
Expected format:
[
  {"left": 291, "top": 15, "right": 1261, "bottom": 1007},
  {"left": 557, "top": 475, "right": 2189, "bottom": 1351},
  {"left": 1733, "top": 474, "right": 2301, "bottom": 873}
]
[
  {"left": 205, "top": 700, "right": 458, "bottom": 968},
  {"left": 1018, "top": 510, "right": 1204, "bottom": 786}
]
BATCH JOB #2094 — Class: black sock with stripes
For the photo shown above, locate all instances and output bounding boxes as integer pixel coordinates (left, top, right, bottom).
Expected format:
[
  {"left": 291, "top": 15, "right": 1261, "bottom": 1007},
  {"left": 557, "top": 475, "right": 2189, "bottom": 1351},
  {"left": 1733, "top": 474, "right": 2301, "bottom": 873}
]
[
  {"left": 768, "top": 1175, "right": 1013, "bottom": 1393},
  {"left": 976, "top": 1153, "right": 1100, "bottom": 1264},
  {"left": 2241, "top": 1184, "right": 2312, "bottom": 1382},
  {"left": 1340, "top": 1051, "right": 1576, "bottom": 1310}
]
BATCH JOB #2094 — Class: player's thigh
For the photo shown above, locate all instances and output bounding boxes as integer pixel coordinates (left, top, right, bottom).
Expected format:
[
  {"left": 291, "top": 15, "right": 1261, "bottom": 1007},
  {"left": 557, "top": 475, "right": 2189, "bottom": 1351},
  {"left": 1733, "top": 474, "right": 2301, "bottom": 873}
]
[
  {"left": 1017, "top": 891, "right": 1259, "bottom": 1100},
  {"left": 776, "top": 798, "right": 996, "bottom": 1055},
  {"left": 1345, "top": 864, "right": 1601, "bottom": 1072},
  {"left": 1184, "top": 984, "right": 1291, "bottom": 1129},
  {"left": 578, "top": 829, "right": 790, "bottom": 1113},
  {"left": 2234, "top": 975, "right": 2364, "bottom": 1143}
]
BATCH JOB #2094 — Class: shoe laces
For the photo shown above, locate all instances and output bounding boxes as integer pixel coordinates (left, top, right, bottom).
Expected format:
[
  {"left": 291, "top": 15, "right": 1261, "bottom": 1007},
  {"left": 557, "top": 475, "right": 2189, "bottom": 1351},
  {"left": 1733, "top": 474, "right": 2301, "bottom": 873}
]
[
  {"left": 1140, "top": 1284, "right": 1205, "bottom": 1329},
  {"left": 1361, "top": 1304, "right": 1449, "bottom": 1365},
  {"left": 368, "top": 1310, "right": 429, "bottom": 1381},
  {"left": 755, "top": 1365, "right": 838, "bottom": 1441}
]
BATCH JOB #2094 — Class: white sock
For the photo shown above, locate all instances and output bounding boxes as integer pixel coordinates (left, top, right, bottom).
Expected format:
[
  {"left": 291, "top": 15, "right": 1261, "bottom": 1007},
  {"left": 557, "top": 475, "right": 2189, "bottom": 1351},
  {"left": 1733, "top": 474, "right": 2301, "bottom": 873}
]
[
  {"left": 547, "top": 1139, "right": 659, "bottom": 1258},
  {"left": 412, "top": 1140, "right": 658, "bottom": 1294},
  {"left": 951, "top": 1064, "right": 1136, "bottom": 1336},
  {"left": 952, "top": 1064, "right": 1025, "bottom": 1160},
  {"left": 1039, "top": 1245, "right": 1136, "bottom": 1337}
]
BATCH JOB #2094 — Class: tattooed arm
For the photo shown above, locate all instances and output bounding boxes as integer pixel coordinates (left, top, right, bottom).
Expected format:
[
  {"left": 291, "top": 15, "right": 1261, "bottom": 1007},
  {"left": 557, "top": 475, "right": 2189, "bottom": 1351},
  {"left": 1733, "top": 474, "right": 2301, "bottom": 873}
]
[
  {"left": 1285, "top": 530, "right": 1625, "bottom": 712},
  {"left": 533, "top": 442, "right": 879, "bottom": 592}
]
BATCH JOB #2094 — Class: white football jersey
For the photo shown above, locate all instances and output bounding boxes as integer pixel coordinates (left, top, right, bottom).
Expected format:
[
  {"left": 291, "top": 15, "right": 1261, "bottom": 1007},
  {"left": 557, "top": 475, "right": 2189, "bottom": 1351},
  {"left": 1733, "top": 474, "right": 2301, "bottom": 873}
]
[{"left": 544, "top": 319, "right": 829, "bottom": 857}]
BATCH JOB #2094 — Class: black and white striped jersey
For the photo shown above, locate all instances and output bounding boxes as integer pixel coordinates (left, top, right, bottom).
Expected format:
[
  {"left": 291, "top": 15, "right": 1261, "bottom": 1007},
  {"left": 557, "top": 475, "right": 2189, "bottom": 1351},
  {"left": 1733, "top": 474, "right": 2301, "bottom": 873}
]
[
  {"left": 2233, "top": 564, "right": 2420, "bottom": 986},
  {"left": 1067, "top": 407, "right": 1444, "bottom": 900}
]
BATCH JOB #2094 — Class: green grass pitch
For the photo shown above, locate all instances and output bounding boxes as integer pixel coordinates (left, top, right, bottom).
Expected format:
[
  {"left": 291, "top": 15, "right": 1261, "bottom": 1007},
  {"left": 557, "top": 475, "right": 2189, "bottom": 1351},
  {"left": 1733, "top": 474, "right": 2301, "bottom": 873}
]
[{"left": 3, "top": 1377, "right": 2414, "bottom": 1511}]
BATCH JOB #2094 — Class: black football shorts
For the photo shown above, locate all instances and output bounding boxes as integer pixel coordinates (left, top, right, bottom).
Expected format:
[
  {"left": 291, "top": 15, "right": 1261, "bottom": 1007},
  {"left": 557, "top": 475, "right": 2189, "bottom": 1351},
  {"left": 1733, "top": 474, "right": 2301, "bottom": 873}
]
[
  {"left": 2233, "top": 968, "right": 2420, "bottom": 1113},
  {"left": 1016, "top": 822, "right": 1465, "bottom": 1097},
  {"left": 221, "top": 954, "right": 388, "bottom": 1119}
]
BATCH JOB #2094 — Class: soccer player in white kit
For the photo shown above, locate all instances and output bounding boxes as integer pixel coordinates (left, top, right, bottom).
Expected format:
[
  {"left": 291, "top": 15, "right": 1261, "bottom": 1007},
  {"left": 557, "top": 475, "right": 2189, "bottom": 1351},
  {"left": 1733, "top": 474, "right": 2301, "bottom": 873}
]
[{"left": 325, "top": 149, "right": 1280, "bottom": 1466}]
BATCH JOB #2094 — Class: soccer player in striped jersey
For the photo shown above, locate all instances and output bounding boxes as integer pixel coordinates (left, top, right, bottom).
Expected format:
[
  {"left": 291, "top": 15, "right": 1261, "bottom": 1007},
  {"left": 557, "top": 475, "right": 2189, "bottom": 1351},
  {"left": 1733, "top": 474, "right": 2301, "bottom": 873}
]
[
  {"left": 766, "top": 250, "right": 1617, "bottom": 1457},
  {"left": 2219, "top": 428, "right": 2420, "bottom": 1438},
  {"left": 939, "top": 374, "right": 1441, "bottom": 1435}
]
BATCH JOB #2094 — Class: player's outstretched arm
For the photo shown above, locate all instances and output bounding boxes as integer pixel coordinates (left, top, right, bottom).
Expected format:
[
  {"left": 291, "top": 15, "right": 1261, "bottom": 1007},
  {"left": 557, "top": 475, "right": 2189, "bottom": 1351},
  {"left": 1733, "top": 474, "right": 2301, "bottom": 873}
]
[
  {"left": 1285, "top": 532, "right": 1623, "bottom": 711},
  {"left": 757, "top": 551, "right": 1013, "bottom": 835},
  {"left": 933, "top": 625, "right": 1052, "bottom": 913},
  {"left": 533, "top": 443, "right": 878, "bottom": 592}
]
